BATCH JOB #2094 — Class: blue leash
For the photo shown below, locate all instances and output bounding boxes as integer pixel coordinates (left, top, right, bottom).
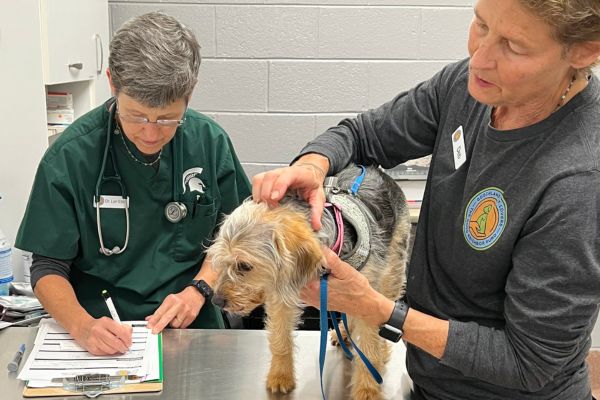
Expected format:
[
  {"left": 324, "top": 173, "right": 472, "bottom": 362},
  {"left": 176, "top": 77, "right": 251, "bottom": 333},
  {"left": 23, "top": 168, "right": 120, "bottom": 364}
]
[
  {"left": 319, "top": 165, "right": 380, "bottom": 399},
  {"left": 332, "top": 311, "right": 383, "bottom": 384},
  {"left": 350, "top": 165, "right": 366, "bottom": 196},
  {"left": 319, "top": 275, "right": 329, "bottom": 400},
  {"left": 318, "top": 274, "right": 382, "bottom": 400}
]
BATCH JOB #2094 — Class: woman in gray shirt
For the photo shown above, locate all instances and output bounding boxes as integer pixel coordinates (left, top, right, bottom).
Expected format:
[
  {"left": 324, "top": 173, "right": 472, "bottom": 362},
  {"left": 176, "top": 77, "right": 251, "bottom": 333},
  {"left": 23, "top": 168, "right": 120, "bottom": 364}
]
[{"left": 253, "top": 0, "right": 600, "bottom": 399}]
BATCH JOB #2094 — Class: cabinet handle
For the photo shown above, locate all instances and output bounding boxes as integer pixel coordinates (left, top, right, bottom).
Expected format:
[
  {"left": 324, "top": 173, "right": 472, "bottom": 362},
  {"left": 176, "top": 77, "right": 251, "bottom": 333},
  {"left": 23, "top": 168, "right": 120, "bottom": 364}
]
[
  {"left": 68, "top": 63, "right": 83, "bottom": 70},
  {"left": 95, "top": 34, "right": 104, "bottom": 75}
]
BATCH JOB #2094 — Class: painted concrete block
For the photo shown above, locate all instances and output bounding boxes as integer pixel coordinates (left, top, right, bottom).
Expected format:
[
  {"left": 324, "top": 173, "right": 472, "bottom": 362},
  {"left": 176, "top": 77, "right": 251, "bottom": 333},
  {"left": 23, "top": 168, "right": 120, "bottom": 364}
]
[
  {"left": 217, "top": 113, "right": 315, "bottom": 163},
  {"left": 216, "top": 6, "right": 318, "bottom": 58},
  {"left": 192, "top": 60, "right": 268, "bottom": 112},
  {"left": 269, "top": 61, "right": 369, "bottom": 112},
  {"left": 109, "top": 4, "right": 216, "bottom": 57},
  {"left": 318, "top": 8, "right": 420, "bottom": 59},
  {"left": 420, "top": 7, "right": 472, "bottom": 60}
]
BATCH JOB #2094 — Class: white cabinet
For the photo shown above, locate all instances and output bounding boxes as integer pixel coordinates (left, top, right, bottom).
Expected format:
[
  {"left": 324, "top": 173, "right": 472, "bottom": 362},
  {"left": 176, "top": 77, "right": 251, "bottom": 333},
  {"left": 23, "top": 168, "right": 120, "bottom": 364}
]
[
  {"left": 0, "top": 0, "right": 110, "bottom": 279},
  {"left": 41, "top": 0, "right": 111, "bottom": 119},
  {"left": 41, "top": 0, "right": 107, "bottom": 85}
]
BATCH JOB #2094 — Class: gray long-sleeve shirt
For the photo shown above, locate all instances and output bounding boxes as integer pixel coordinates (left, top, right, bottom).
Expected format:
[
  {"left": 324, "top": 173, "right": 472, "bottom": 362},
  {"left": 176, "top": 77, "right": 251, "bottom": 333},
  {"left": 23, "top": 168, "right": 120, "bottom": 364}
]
[{"left": 300, "top": 59, "right": 600, "bottom": 399}]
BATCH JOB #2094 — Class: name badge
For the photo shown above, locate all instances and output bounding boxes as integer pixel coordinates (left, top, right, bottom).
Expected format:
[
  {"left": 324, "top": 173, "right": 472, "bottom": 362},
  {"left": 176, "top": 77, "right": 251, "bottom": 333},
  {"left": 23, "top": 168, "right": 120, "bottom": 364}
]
[
  {"left": 93, "top": 195, "right": 129, "bottom": 209},
  {"left": 452, "top": 126, "right": 466, "bottom": 170}
]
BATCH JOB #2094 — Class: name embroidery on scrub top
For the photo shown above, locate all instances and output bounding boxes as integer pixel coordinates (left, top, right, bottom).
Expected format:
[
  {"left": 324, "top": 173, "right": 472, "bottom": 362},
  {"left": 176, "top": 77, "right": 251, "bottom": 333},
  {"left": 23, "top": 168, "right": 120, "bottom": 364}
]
[{"left": 463, "top": 187, "right": 507, "bottom": 251}]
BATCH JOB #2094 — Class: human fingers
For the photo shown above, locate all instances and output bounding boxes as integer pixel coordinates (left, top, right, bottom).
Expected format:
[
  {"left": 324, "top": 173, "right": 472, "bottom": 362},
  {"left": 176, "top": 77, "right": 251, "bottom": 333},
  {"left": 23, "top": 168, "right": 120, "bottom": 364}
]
[
  {"left": 251, "top": 172, "right": 267, "bottom": 203},
  {"left": 258, "top": 169, "right": 285, "bottom": 207},
  {"left": 147, "top": 295, "right": 182, "bottom": 334},
  {"left": 268, "top": 163, "right": 325, "bottom": 204},
  {"left": 322, "top": 247, "right": 355, "bottom": 279},
  {"left": 179, "top": 296, "right": 204, "bottom": 328},
  {"left": 114, "top": 323, "right": 133, "bottom": 347},
  {"left": 169, "top": 315, "right": 185, "bottom": 329},
  {"left": 308, "top": 189, "right": 326, "bottom": 231},
  {"left": 300, "top": 279, "right": 321, "bottom": 309},
  {"left": 86, "top": 318, "right": 130, "bottom": 354}
]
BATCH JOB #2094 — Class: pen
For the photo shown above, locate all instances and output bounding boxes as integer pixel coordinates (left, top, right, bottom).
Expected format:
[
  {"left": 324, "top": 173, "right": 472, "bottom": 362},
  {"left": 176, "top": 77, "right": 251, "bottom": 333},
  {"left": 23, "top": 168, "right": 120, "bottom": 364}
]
[
  {"left": 192, "top": 195, "right": 200, "bottom": 218},
  {"left": 102, "top": 290, "right": 122, "bottom": 323},
  {"left": 7, "top": 343, "right": 25, "bottom": 372}
]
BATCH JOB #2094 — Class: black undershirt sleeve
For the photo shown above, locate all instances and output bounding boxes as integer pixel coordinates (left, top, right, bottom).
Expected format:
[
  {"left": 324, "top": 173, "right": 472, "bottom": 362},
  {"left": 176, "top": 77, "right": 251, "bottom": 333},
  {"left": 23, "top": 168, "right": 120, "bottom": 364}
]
[{"left": 30, "top": 254, "right": 72, "bottom": 290}]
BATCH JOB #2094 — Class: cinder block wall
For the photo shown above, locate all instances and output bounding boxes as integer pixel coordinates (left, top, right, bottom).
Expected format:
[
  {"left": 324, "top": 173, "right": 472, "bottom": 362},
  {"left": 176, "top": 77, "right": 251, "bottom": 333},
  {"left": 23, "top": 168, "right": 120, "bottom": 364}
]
[
  {"left": 109, "top": 1, "right": 600, "bottom": 347},
  {"left": 108, "top": 0, "right": 473, "bottom": 177}
]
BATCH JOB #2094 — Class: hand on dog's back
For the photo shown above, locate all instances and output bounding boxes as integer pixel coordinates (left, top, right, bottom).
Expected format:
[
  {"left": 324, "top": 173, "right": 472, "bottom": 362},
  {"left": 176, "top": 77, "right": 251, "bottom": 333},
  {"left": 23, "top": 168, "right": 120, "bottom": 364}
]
[{"left": 251, "top": 156, "right": 329, "bottom": 231}]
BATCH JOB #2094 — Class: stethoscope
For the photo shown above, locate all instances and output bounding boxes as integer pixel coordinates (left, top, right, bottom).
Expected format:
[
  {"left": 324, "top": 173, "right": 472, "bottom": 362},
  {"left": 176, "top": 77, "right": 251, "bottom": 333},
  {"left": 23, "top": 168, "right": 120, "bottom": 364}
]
[{"left": 94, "top": 100, "right": 188, "bottom": 256}]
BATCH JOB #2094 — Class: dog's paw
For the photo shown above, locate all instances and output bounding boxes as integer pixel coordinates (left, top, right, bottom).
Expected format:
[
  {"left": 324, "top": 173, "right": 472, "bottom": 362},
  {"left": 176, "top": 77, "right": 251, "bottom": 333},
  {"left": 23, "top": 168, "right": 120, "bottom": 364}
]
[
  {"left": 266, "top": 370, "right": 296, "bottom": 394},
  {"left": 352, "top": 386, "right": 383, "bottom": 400}
]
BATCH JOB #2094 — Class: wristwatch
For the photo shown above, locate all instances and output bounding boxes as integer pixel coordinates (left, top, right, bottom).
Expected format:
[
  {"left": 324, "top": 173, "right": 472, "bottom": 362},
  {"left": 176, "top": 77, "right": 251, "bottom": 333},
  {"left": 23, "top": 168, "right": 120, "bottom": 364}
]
[
  {"left": 378, "top": 299, "right": 409, "bottom": 342},
  {"left": 188, "top": 279, "right": 213, "bottom": 301}
]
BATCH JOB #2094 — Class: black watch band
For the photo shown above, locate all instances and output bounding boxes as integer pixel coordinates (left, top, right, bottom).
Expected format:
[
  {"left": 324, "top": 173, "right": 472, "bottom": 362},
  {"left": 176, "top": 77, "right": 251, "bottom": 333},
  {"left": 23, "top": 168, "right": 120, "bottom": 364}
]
[
  {"left": 189, "top": 279, "right": 213, "bottom": 301},
  {"left": 378, "top": 299, "right": 409, "bottom": 343}
]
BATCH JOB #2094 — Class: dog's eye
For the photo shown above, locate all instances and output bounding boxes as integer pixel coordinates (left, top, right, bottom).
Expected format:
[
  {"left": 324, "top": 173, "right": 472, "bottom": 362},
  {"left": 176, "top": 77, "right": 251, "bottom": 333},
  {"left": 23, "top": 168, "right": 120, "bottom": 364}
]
[{"left": 237, "top": 262, "right": 253, "bottom": 273}]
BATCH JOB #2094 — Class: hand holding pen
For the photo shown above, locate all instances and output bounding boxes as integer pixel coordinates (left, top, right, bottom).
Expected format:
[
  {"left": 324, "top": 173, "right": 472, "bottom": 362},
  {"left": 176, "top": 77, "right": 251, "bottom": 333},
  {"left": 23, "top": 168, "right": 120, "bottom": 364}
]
[{"left": 68, "top": 290, "right": 132, "bottom": 356}]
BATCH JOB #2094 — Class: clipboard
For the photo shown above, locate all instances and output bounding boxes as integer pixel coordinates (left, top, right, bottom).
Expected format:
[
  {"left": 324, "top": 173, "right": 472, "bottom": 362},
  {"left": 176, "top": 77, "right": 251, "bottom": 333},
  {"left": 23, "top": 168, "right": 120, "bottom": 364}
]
[{"left": 22, "top": 334, "right": 163, "bottom": 398}]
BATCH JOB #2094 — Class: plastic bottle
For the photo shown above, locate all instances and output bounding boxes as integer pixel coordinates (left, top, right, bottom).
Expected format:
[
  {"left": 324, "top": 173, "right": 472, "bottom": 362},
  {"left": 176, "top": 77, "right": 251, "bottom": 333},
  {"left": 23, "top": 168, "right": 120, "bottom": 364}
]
[
  {"left": 0, "top": 228, "right": 13, "bottom": 296},
  {"left": 22, "top": 251, "right": 32, "bottom": 284}
]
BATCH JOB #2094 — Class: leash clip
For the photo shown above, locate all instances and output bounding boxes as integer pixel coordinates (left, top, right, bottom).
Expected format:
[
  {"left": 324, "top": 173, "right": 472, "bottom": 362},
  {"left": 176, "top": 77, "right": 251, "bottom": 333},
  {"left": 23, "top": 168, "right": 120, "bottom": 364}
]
[{"left": 323, "top": 176, "right": 340, "bottom": 199}]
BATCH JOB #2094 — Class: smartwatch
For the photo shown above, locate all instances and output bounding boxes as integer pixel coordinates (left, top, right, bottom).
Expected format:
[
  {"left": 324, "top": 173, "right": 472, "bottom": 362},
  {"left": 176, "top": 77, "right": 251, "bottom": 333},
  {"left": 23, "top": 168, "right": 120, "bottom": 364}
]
[
  {"left": 188, "top": 279, "right": 213, "bottom": 301},
  {"left": 378, "top": 299, "right": 409, "bottom": 343}
]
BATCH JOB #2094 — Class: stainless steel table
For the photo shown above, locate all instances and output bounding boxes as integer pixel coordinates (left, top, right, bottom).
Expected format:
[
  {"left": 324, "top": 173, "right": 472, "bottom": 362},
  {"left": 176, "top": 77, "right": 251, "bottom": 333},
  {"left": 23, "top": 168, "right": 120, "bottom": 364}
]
[{"left": 1, "top": 326, "right": 412, "bottom": 399}]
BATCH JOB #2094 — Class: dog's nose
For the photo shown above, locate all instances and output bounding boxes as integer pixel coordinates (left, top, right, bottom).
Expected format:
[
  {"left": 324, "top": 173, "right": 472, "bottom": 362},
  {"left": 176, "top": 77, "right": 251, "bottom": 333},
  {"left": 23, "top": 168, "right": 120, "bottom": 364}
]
[{"left": 212, "top": 295, "right": 227, "bottom": 309}]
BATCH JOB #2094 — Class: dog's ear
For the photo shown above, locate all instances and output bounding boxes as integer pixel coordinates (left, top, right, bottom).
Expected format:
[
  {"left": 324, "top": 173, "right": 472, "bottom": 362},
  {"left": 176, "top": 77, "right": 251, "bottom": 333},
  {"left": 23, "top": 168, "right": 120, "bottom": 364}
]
[{"left": 271, "top": 210, "right": 323, "bottom": 275}]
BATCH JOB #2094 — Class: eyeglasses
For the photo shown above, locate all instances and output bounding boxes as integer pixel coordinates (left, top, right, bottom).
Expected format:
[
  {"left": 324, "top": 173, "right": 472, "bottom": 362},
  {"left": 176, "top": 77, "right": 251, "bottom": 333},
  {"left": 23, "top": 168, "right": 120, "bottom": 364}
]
[{"left": 116, "top": 104, "right": 186, "bottom": 127}]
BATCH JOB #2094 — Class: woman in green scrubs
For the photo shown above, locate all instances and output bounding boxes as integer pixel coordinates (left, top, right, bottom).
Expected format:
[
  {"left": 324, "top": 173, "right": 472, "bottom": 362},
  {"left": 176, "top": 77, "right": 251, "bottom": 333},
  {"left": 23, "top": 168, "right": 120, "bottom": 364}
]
[{"left": 15, "top": 12, "right": 250, "bottom": 355}]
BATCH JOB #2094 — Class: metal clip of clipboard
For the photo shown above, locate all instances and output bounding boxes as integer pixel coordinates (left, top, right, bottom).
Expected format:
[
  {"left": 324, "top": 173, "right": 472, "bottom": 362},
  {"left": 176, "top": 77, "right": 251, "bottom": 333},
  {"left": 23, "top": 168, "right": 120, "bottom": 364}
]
[{"left": 51, "top": 373, "right": 130, "bottom": 398}]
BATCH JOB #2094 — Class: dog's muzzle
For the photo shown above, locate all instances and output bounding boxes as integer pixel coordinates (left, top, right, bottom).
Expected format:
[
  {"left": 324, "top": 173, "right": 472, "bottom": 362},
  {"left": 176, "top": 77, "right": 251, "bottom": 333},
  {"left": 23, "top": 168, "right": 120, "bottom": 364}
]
[{"left": 212, "top": 295, "right": 226, "bottom": 309}]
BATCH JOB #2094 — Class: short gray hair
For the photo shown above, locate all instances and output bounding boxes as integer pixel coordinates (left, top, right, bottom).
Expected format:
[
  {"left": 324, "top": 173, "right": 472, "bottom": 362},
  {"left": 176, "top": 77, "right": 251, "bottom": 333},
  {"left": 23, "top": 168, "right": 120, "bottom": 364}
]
[
  {"left": 517, "top": 0, "right": 600, "bottom": 72},
  {"left": 109, "top": 12, "right": 201, "bottom": 107}
]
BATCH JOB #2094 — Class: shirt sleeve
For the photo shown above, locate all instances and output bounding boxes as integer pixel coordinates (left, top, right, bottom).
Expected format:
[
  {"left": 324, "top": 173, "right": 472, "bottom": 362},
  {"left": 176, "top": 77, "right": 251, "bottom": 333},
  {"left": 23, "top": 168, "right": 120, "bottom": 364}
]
[
  {"left": 215, "top": 134, "right": 252, "bottom": 216},
  {"left": 15, "top": 157, "right": 80, "bottom": 259},
  {"left": 30, "top": 254, "right": 72, "bottom": 289},
  {"left": 295, "top": 61, "right": 467, "bottom": 174},
  {"left": 440, "top": 171, "right": 600, "bottom": 391}
]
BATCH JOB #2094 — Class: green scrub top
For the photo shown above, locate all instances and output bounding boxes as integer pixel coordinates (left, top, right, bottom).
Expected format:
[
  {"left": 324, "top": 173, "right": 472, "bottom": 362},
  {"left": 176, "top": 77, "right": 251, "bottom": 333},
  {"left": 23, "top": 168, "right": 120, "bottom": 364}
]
[{"left": 16, "top": 100, "right": 251, "bottom": 328}]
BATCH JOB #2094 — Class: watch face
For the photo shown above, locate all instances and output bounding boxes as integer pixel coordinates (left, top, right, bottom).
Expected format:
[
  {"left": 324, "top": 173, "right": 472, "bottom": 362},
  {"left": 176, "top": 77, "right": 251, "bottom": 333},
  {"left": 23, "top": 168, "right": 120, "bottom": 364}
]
[
  {"left": 192, "top": 280, "right": 213, "bottom": 300},
  {"left": 378, "top": 300, "right": 408, "bottom": 343},
  {"left": 378, "top": 324, "right": 403, "bottom": 343}
]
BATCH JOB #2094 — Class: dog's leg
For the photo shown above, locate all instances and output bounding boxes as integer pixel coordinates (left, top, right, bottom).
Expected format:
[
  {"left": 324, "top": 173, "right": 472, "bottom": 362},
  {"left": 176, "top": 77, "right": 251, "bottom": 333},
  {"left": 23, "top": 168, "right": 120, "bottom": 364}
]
[
  {"left": 349, "top": 317, "right": 389, "bottom": 400},
  {"left": 264, "top": 300, "right": 302, "bottom": 394},
  {"left": 331, "top": 320, "right": 351, "bottom": 347}
]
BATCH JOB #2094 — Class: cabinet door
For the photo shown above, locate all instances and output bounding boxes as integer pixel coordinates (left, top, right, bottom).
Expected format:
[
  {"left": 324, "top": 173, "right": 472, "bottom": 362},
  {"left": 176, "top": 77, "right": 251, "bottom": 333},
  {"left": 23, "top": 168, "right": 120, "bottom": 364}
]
[
  {"left": 92, "top": 1, "right": 111, "bottom": 106},
  {"left": 40, "top": 0, "right": 108, "bottom": 85}
]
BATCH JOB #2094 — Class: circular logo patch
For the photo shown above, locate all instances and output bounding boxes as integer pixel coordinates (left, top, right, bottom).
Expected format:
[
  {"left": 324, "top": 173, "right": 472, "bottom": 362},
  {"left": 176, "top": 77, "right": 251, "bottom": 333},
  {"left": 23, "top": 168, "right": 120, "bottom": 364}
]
[{"left": 463, "top": 188, "right": 507, "bottom": 250}]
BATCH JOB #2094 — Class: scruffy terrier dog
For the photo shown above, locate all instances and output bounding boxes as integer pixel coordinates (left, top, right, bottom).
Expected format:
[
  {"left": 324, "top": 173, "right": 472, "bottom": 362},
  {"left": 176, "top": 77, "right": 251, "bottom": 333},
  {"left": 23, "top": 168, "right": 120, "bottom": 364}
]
[{"left": 208, "top": 165, "right": 411, "bottom": 400}]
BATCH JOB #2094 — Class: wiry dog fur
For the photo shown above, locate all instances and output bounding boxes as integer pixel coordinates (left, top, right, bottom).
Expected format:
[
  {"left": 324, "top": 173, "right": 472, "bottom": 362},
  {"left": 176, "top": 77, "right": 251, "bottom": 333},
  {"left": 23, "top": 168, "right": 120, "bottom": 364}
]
[{"left": 208, "top": 166, "right": 411, "bottom": 400}]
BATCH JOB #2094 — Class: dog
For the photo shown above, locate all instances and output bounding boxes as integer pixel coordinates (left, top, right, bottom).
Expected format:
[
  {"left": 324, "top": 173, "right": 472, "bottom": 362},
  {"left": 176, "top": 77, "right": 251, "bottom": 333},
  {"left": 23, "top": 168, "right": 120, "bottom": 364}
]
[{"left": 208, "top": 165, "right": 411, "bottom": 400}]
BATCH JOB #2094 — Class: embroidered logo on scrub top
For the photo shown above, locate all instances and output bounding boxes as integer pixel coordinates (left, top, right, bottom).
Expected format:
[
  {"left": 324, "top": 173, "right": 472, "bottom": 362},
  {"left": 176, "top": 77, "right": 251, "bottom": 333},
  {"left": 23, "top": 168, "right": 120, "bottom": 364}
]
[
  {"left": 182, "top": 167, "right": 206, "bottom": 194},
  {"left": 463, "top": 187, "right": 507, "bottom": 251}
]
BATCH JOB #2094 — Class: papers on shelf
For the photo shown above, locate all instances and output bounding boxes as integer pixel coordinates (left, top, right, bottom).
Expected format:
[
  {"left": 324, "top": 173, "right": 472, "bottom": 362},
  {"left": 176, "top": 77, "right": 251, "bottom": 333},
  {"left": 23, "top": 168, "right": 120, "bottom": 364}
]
[
  {"left": 18, "top": 318, "right": 160, "bottom": 388},
  {"left": 0, "top": 295, "right": 47, "bottom": 329},
  {"left": 0, "top": 295, "right": 42, "bottom": 312},
  {"left": 0, "top": 313, "right": 49, "bottom": 330}
]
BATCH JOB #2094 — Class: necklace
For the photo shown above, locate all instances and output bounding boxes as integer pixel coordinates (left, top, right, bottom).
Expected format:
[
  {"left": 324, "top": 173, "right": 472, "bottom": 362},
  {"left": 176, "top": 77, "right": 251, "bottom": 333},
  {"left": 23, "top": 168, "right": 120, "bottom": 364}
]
[
  {"left": 555, "top": 74, "right": 577, "bottom": 111},
  {"left": 115, "top": 125, "right": 162, "bottom": 167}
]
